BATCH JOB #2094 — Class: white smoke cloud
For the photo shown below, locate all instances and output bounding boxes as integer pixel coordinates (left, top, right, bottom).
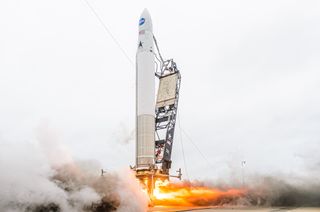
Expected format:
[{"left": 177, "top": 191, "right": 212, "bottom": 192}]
[
  {"left": 0, "top": 123, "right": 148, "bottom": 212},
  {"left": 111, "top": 123, "right": 135, "bottom": 145}
]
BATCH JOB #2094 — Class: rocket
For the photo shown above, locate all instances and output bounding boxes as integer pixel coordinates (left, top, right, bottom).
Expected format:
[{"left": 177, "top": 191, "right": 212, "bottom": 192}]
[
  {"left": 134, "top": 9, "right": 182, "bottom": 195},
  {"left": 136, "top": 9, "right": 155, "bottom": 170}
]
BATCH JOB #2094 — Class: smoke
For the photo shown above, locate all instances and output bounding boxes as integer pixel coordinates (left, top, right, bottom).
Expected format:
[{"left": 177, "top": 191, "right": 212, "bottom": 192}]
[
  {"left": 1, "top": 122, "right": 319, "bottom": 211},
  {"left": 111, "top": 123, "right": 134, "bottom": 145},
  {"left": 0, "top": 123, "right": 148, "bottom": 212},
  {"left": 243, "top": 175, "right": 320, "bottom": 207}
]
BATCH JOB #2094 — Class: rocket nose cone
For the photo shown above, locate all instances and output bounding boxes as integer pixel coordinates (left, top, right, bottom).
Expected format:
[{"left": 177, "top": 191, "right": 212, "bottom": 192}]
[
  {"left": 139, "top": 8, "right": 152, "bottom": 31},
  {"left": 141, "top": 8, "right": 151, "bottom": 19}
]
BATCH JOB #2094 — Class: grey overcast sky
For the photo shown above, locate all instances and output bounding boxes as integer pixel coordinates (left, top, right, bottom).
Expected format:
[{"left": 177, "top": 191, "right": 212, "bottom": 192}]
[{"left": 1, "top": 0, "right": 320, "bottom": 181}]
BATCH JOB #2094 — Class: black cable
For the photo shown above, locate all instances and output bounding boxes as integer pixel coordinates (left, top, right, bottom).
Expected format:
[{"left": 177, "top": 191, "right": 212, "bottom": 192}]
[
  {"left": 81, "top": 0, "right": 134, "bottom": 66},
  {"left": 178, "top": 115, "right": 190, "bottom": 181},
  {"left": 180, "top": 126, "right": 216, "bottom": 172}
]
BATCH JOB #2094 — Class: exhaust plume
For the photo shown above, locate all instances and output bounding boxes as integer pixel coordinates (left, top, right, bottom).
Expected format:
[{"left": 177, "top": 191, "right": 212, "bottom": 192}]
[{"left": 151, "top": 176, "right": 320, "bottom": 208}]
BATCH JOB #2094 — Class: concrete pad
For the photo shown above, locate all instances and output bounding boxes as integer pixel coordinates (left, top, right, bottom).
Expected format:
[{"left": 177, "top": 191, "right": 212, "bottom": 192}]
[{"left": 149, "top": 207, "right": 320, "bottom": 212}]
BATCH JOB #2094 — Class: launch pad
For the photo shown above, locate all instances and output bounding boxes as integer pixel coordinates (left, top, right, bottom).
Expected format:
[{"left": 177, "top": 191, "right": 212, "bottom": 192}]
[{"left": 132, "top": 9, "right": 182, "bottom": 196}]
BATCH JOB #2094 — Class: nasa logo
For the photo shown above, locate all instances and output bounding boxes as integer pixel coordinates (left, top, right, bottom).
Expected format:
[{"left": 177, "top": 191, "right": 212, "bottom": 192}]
[{"left": 139, "top": 18, "right": 145, "bottom": 26}]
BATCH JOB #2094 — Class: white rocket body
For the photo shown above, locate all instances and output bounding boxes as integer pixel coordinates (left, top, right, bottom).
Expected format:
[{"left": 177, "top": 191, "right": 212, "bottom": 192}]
[{"left": 136, "top": 9, "right": 155, "bottom": 169}]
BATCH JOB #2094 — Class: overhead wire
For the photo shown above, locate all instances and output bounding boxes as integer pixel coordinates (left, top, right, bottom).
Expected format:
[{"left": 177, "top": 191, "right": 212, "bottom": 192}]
[
  {"left": 180, "top": 124, "right": 216, "bottom": 173},
  {"left": 81, "top": 0, "right": 134, "bottom": 66},
  {"left": 177, "top": 114, "right": 190, "bottom": 181}
]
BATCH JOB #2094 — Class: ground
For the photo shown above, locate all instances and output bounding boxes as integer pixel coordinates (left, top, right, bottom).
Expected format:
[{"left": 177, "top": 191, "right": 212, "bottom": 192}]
[{"left": 149, "top": 207, "right": 320, "bottom": 212}]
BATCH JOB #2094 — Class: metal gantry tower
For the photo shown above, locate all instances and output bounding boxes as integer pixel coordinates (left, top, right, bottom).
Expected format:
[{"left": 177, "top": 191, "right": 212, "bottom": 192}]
[{"left": 154, "top": 59, "right": 181, "bottom": 178}]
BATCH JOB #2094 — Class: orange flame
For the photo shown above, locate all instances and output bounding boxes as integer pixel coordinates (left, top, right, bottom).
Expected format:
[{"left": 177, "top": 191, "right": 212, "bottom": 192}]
[{"left": 151, "top": 179, "right": 245, "bottom": 207}]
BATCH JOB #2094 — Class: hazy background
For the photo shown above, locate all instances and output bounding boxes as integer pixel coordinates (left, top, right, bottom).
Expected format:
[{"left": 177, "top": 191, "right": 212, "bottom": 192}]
[{"left": 0, "top": 0, "right": 320, "bottom": 182}]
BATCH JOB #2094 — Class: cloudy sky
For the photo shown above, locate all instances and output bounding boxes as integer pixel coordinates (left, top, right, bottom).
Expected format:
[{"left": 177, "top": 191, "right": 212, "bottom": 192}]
[{"left": 1, "top": 0, "right": 320, "bottom": 181}]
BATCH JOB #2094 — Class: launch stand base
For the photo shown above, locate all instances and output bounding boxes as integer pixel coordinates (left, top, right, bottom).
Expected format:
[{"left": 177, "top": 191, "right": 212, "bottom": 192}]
[
  {"left": 135, "top": 167, "right": 182, "bottom": 197},
  {"left": 135, "top": 168, "right": 169, "bottom": 196}
]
